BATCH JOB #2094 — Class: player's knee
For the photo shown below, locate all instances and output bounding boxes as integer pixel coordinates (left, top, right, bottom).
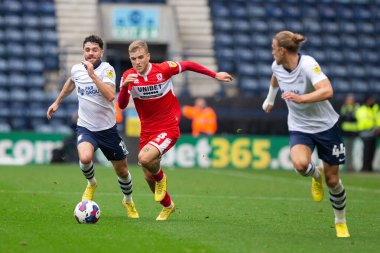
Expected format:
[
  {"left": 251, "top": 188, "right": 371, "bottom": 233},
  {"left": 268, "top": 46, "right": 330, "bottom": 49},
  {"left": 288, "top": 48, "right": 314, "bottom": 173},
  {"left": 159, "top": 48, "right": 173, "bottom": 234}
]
[
  {"left": 292, "top": 161, "right": 309, "bottom": 174},
  {"left": 325, "top": 175, "right": 339, "bottom": 188},
  {"left": 79, "top": 154, "right": 92, "bottom": 165},
  {"left": 138, "top": 154, "right": 152, "bottom": 167}
]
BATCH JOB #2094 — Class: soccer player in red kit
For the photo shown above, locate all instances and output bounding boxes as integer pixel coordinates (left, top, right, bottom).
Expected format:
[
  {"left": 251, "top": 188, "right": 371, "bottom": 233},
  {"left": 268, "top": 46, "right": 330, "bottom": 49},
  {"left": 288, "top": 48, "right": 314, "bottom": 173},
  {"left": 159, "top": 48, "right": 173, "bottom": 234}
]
[{"left": 118, "top": 40, "right": 233, "bottom": 220}]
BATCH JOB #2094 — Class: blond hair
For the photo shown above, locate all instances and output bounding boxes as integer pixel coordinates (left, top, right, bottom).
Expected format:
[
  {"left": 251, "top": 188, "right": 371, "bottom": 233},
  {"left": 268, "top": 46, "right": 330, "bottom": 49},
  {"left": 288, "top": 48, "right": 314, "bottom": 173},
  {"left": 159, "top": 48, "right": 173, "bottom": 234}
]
[
  {"left": 274, "top": 31, "right": 306, "bottom": 53},
  {"left": 128, "top": 40, "right": 149, "bottom": 53}
]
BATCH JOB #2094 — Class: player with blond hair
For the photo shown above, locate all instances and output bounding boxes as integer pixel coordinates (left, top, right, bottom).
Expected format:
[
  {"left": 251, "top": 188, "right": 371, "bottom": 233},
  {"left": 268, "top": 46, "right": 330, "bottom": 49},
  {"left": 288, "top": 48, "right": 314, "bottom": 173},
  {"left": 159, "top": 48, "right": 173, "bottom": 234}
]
[{"left": 263, "top": 31, "right": 350, "bottom": 238}]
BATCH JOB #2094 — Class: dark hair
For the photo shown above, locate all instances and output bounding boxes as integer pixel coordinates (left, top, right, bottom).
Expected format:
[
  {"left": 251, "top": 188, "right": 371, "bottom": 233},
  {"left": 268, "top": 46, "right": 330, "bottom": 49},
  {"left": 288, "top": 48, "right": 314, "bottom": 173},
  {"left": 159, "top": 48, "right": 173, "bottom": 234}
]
[
  {"left": 274, "top": 31, "right": 306, "bottom": 53},
  {"left": 83, "top": 35, "right": 103, "bottom": 49}
]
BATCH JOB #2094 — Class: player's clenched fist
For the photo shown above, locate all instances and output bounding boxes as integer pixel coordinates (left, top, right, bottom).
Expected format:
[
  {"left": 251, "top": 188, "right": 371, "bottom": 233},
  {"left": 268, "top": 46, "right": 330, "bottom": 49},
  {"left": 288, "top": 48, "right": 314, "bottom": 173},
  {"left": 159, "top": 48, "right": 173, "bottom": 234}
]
[{"left": 121, "top": 74, "right": 138, "bottom": 87}]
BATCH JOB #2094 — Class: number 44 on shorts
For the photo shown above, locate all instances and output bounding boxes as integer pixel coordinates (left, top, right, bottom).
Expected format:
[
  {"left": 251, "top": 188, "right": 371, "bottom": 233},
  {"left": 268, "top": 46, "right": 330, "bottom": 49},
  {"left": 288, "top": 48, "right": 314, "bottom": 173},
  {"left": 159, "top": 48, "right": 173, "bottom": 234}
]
[{"left": 332, "top": 143, "right": 345, "bottom": 158}]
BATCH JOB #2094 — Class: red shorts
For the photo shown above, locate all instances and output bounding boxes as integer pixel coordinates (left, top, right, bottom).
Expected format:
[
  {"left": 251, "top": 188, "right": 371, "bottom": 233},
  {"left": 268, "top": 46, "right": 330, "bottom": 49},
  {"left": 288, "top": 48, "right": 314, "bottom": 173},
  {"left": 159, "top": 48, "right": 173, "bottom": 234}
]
[{"left": 139, "top": 129, "right": 180, "bottom": 155}]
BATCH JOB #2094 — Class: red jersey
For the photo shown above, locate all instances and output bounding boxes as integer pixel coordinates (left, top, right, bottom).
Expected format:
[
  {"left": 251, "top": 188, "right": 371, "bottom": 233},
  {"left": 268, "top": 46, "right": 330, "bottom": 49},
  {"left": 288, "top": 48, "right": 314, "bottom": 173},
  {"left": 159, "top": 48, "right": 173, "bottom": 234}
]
[{"left": 118, "top": 61, "right": 216, "bottom": 134}]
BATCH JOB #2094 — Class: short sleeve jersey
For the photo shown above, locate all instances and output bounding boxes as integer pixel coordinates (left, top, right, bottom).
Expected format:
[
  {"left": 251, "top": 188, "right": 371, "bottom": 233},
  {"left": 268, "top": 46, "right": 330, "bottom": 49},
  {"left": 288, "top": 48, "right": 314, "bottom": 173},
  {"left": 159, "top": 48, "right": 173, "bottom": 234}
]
[
  {"left": 272, "top": 55, "right": 339, "bottom": 133},
  {"left": 120, "top": 61, "right": 182, "bottom": 134},
  {"left": 71, "top": 62, "right": 116, "bottom": 131}
]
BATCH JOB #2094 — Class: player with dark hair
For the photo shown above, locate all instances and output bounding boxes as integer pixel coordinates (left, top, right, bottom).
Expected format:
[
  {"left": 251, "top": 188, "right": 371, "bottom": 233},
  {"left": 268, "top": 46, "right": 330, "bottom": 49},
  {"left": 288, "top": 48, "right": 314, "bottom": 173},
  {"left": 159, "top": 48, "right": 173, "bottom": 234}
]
[
  {"left": 262, "top": 31, "right": 350, "bottom": 238},
  {"left": 47, "top": 35, "right": 139, "bottom": 219},
  {"left": 118, "top": 40, "right": 233, "bottom": 220}
]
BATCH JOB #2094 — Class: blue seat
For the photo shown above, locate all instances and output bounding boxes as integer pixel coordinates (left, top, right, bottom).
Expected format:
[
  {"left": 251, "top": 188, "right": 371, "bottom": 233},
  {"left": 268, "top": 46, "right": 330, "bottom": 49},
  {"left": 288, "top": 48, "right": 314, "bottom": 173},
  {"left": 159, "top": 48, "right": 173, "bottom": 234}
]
[
  {"left": 351, "top": 79, "right": 369, "bottom": 93},
  {"left": 247, "top": 3, "right": 266, "bottom": 18},
  {"left": 233, "top": 20, "right": 250, "bottom": 33},
  {"left": 29, "top": 44, "right": 43, "bottom": 58},
  {"left": 40, "top": 16, "right": 56, "bottom": 28},
  {"left": 8, "top": 59, "right": 25, "bottom": 71},
  {"left": 43, "top": 43, "right": 59, "bottom": 56},
  {"left": 283, "top": 5, "right": 301, "bottom": 18},
  {"left": 250, "top": 19, "right": 269, "bottom": 32},
  {"left": 4, "top": 15, "right": 22, "bottom": 27},
  {"left": 303, "top": 19, "right": 322, "bottom": 33},
  {"left": 327, "top": 50, "right": 344, "bottom": 63},
  {"left": 286, "top": 21, "right": 303, "bottom": 32},
  {"left": 0, "top": 59, "right": 8, "bottom": 72},
  {"left": 318, "top": 5, "right": 336, "bottom": 19},
  {"left": 251, "top": 33, "right": 270, "bottom": 47},
  {"left": 39, "top": 1, "right": 56, "bottom": 15},
  {"left": 336, "top": 5, "right": 353, "bottom": 20},
  {"left": 322, "top": 21, "right": 339, "bottom": 34},
  {"left": 234, "top": 34, "right": 251, "bottom": 47},
  {"left": 339, "top": 22, "right": 357, "bottom": 34},
  {"left": 216, "top": 48, "right": 234, "bottom": 61},
  {"left": 44, "top": 57, "right": 59, "bottom": 70},
  {"left": 10, "top": 89, "right": 28, "bottom": 102},
  {"left": 0, "top": 122, "right": 11, "bottom": 132},
  {"left": 323, "top": 34, "right": 340, "bottom": 48},
  {"left": 264, "top": 4, "right": 283, "bottom": 18},
  {"left": 235, "top": 48, "right": 254, "bottom": 62},
  {"left": 6, "top": 43, "right": 24, "bottom": 57},
  {"left": 361, "top": 35, "right": 376, "bottom": 48},
  {"left": 8, "top": 73, "right": 28, "bottom": 88},
  {"left": 22, "top": 15, "right": 40, "bottom": 28},
  {"left": 358, "top": 21, "right": 375, "bottom": 34},
  {"left": 24, "top": 29, "right": 42, "bottom": 42},
  {"left": 366, "top": 65, "right": 380, "bottom": 78},
  {"left": 2, "top": 0, "right": 23, "bottom": 13},
  {"left": 332, "top": 78, "right": 351, "bottom": 93},
  {"left": 213, "top": 19, "right": 232, "bottom": 32},
  {"left": 29, "top": 90, "right": 47, "bottom": 103},
  {"left": 5, "top": 28, "right": 23, "bottom": 42},
  {"left": 361, "top": 50, "right": 378, "bottom": 63},
  {"left": 340, "top": 35, "right": 358, "bottom": 48},
  {"left": 0, "top": 89, "right": 9, "bottom": 102},
  {"left": 218, "top": 61, "right": 235, "bottom": 73},
  {"left": 239, "top": 76, "right": 260, "bottom": 91},
  {"left": 21, "top": 1, "right": 39, "bottom": 14},
  {"left": 230, "top": 3, "right": 248, "bottom": 18},
  {"left": 25, "top": 59, "right": 44, "bottom": 73},
  {"left": 42, "top": 30, "right": 58, "bottom": 43},
  {"left": 256, "top": 63, "right": 272, "bottom": 77},
  {"left": 254, "top": 49, "right": 272, "bottom": 62},
  {"left": 0, "top": 73, "right": 8, "bottom": 88},
  {"left": 11, "top": 117, "right": 29, "bottom": 130},
  {"left": 215, "top": 33, "right": 233, "bottom": 47},
  {"left": 267, "top": 19, "right": 285, "bottom": 32},
  {"left": 237, "top": 63, "right": 257, "bottom": 77},
  {"left": 344, "top": 50, "right": 362, "bottom": 63},
  {"left": 28, "top": 74, "right": 45, "bottom": 88},
  {"left": 211, "top": 3, "right": 230, "bottom": 17},
  {"left": 354, "top": 6, "right": 371, "bottom": 20}
]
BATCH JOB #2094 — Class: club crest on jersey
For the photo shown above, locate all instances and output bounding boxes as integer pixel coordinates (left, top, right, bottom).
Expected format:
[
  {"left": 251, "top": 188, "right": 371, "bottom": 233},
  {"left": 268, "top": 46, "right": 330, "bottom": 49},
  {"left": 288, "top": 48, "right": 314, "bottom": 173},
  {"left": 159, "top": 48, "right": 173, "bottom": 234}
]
[
  {"left": 156, "top": 73, "right": 163, "bottom": 81},
  {"left": 313, "top": 66, "right": 321, "bottom": 74},
  {"left": 167, "top": 61, "right": 177, "bottom": 68},
  {"left": 106, "top": 70, "right": 115, "bottom": 79}
]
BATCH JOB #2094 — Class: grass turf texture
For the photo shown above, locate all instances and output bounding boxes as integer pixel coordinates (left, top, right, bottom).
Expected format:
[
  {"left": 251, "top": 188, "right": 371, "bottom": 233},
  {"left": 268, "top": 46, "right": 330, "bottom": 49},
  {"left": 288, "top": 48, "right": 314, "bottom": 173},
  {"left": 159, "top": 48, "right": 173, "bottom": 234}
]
[{"left": 0, "top": 164, "right": 379, "bottom": 253}]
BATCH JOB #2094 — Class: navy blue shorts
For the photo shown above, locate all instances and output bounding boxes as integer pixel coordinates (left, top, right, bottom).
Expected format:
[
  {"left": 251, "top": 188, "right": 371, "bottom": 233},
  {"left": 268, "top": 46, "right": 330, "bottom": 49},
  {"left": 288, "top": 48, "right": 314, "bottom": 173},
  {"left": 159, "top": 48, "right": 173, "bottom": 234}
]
[
  {"left": 289, "top": 124, "right": 345, "bottom": 165},
  {"left": 76, "top": 125, "right": 128, "bottom": 161}
]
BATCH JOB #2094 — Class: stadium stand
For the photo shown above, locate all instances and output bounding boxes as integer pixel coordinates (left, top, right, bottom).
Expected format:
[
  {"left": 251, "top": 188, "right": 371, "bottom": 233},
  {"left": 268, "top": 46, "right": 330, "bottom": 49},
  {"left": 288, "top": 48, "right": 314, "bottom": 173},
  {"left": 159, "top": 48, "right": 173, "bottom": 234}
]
[
  {"left": 0, "top": 0, "right": 62, "bottom": 131},
  {"left": 1, "top": 0, "right": 380, "bottom": 135}
]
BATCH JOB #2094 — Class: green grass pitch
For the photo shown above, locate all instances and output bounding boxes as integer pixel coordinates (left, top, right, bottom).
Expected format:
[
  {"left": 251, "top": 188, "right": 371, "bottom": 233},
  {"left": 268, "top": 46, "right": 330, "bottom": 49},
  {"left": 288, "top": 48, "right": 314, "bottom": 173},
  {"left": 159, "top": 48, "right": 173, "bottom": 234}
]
[{"left": 0, "top": 164, "right": 379, "bottom": 253}]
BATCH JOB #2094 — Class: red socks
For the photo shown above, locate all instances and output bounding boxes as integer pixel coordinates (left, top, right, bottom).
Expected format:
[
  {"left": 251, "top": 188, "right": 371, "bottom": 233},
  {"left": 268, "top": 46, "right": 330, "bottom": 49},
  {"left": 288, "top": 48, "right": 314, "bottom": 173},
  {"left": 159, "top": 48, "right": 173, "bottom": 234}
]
[
  {"left": 160, "top": 192, "right": 172, "bottom": 207},
  {"left": 152, "top": 168, "right": 164, "bottom": 181}
]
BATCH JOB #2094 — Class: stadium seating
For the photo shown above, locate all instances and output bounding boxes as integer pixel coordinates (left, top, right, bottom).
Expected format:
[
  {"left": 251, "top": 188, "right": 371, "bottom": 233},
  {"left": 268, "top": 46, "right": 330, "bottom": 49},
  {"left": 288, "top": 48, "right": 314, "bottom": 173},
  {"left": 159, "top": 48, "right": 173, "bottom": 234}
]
[
  {"left": 209, "top": 0, "right": 380, "bottom": 97},
  {"left": 0, "top": 0, "right": 61, "bottom": 131}
]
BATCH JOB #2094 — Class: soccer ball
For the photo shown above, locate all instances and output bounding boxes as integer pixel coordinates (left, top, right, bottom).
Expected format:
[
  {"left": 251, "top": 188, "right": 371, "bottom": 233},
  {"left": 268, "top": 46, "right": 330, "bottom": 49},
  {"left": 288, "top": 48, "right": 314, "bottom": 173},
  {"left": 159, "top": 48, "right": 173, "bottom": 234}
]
[{"left": 74, "top": 200, "right": 101, "bottom": 224}]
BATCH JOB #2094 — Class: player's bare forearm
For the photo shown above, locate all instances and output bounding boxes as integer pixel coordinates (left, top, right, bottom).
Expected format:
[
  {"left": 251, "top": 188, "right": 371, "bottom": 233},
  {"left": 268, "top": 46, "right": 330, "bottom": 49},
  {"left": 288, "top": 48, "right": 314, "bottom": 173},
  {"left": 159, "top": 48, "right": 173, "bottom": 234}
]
[
  {"left": 91, "top": 74, "right": 115, "bottom": 102},
  {"left": 283, "top": 79, "right": 333, "bottom": 103},
  {"left": 47, "top": 78, "right": 75, "bottom": 119}
]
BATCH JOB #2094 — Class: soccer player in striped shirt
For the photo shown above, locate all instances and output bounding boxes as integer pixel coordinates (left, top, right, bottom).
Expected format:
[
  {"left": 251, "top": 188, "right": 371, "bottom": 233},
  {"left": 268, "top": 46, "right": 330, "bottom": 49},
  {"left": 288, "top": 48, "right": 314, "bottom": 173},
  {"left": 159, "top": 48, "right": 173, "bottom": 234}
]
[{"left": 118, "top": 40, "right": 232, "bottom": 220}]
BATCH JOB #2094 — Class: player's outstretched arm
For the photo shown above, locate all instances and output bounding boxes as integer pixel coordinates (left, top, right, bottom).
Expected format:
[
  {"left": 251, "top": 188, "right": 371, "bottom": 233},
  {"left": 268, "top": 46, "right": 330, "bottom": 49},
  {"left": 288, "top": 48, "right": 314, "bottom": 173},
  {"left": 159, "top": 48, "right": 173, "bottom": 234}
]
[
  {"left": 47, "top": 78, "right": 75, "bottom": 120},
  {"left": 118, "top": 74, "right": 137, "bottom": 109},
  {"left": 180, "top": 61, "right": 232, "bottom": 82}
]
